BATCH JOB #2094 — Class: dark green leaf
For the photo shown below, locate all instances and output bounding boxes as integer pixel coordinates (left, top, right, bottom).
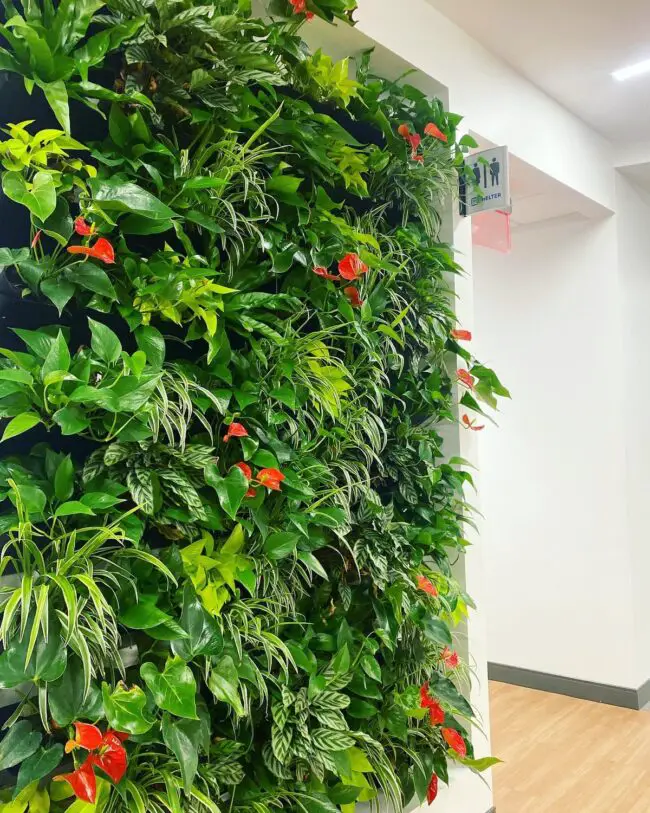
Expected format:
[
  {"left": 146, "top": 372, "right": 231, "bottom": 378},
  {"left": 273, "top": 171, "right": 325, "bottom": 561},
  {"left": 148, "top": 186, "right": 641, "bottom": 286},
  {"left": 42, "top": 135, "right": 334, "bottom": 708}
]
[
  {"left": 14, "top": 745, "right": 63, "bottom": 798},
  {"left": 0, "top": 721, "right": 41, "bottom": 772}
]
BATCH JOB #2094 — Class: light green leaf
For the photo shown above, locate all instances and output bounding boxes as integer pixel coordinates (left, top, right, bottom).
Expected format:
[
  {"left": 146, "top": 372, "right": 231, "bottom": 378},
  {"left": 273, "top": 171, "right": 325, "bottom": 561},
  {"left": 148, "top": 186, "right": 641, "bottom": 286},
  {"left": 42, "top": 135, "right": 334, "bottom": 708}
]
[
  {"left": 140, "top": 656, "right": 198, "bottom": 719},
  {"left": 1, "top": 412, "right": 41, "bottom": 442}
]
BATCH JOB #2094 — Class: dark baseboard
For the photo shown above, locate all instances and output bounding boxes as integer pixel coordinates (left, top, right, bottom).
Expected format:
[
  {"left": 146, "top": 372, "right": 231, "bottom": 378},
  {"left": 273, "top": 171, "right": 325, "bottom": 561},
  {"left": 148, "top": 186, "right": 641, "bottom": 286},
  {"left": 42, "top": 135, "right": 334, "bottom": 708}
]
[{"left": 489, "top": 662, "right": 650, "bottom": 710}]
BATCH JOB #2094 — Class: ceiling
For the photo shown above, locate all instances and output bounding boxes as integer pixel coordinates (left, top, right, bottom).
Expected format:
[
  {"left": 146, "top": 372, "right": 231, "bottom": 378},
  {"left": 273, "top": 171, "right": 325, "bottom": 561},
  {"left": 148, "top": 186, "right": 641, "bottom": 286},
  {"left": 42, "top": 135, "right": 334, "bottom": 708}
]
[{"left": 425, "top": 0, "right": 650, "bottom": 144}]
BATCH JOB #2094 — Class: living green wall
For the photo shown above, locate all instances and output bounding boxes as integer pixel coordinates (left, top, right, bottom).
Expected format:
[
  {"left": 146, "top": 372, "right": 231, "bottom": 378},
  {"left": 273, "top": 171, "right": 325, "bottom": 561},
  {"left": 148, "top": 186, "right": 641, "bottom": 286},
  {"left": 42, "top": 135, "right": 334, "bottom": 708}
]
[{"left": 0, "top": 1, "right": 507, "bottom": 810}]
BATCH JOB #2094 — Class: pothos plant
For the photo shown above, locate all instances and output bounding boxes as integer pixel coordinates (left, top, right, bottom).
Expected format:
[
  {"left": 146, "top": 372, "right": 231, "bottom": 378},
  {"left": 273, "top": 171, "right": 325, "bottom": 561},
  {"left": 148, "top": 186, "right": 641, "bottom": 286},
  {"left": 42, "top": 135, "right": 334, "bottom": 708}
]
[{"left": 0, "top": 0, "right": 509, "bottom": 812}]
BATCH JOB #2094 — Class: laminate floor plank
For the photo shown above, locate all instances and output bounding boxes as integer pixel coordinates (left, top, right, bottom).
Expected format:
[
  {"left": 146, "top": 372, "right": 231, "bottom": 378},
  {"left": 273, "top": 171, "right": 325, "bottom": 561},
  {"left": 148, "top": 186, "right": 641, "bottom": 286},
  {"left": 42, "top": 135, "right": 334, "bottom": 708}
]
[{"left": 490, "top": 681, "right": 650, "bottom": 812}]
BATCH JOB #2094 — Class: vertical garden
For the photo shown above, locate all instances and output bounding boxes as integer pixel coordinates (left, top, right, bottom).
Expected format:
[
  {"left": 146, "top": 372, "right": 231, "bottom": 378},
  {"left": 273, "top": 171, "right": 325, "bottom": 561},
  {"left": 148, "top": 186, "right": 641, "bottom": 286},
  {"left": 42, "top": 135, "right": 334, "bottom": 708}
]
[{"left": 0, "top": 0, "right": 507, "bottom": 810}]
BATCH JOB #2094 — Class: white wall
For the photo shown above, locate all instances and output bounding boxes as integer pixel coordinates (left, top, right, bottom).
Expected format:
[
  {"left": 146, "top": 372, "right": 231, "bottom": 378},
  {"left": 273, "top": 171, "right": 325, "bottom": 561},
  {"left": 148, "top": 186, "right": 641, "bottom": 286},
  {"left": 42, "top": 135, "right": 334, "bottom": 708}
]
[
  {"left": 616, "top": 174, "right": 650, "bottom": 684},
  {"left": 473, "top": 216, "right": 642, "bottom": 688},
  {"left": 355, "top": 0, "right": 615, "bottom": 215}
]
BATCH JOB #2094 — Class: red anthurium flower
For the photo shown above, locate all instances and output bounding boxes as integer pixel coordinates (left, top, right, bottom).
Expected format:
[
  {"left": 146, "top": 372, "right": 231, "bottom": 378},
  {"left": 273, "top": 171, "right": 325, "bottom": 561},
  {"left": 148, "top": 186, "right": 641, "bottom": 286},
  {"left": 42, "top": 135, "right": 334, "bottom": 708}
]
[
  {"left": 457, "top": 369, "right": 475, "bottom": 389},
  {"left": 411, "top": 153, "right": 424, "bottom": 163},
  {"left": 257, "top": 468, "right": 285, "bottom": 491},
  {"left": 67, "top": 237, "right": 115, "bottom": 264},
  {"left": 289, "top": 0, "right": 313, "bottom": 16},
  {"left": 245, "top": 487, "right": 257, "bottom": 498},
  {"left": 106, "top": 729, "right": 129, "bottom": 743},
  {"left": 417, "top": 575, "right": 438, "bottom": 597},
  {"left": 441, "top": 646, "right": 459, "bottom": 668},
  {"left": 344, "top": 286, "right": 364, "bottom": 308},
  {"left": 462, "top": 414, "right": 485, "bottom": 432},
  {"left": 89, "top": 731, "right": 127, "bottom": 784},
  {"left": 313, "top": 266, "right": 339, "bottom": 281},
  {"left": 451, "top": 329, "right": 472, "bottom": 341},
  {"left": 428, "top": 700, "right": 445, "bottom": 726},
  {"left": 397, "top": 123, "right": 411, "bottom": 138},
  {"left": 424, "top": 122, "right": 448, "bottom": 143},
  {"left": 442, "top": 727, "right": 467, "bottom": 757},
  {"left": 408, "top": 133, "right": 421, "bottom": 153},
  {"left": 427, "top": 773, "right": 439, "bottom": 805},
  {"left": 420, "top": 682, "right": 434, "bottom": 709},
  {"left": 54, "top": 759, "right": 97, "bottom": 804},
  {"left": 234, "top": 462, "right": 252, "bottom": 480},
  {"left": 65, "top": 722, "right": 103, "bottom": 754},
  {"left": 338, "top": 253, "right": 368, "bottom": 281},
  {"left": 31, "top": 230, "right": 42, "bottom": 249},
  {"left": 74, "top": 216, "right": 94, "bottom": 236},
  {"left": 223, "top": 422, "right": 248, "bottom": 443}
]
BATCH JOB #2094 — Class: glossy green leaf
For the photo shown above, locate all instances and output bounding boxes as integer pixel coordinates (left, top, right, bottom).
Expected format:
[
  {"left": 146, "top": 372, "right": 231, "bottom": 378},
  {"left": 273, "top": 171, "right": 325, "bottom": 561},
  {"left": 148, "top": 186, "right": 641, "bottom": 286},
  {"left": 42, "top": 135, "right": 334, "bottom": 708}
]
[
  {"left": 2, "top": 171, "right": 57, "bottom": 221},
  {"left": 207, "top": 655, "right": 244, "bottom": 716},
  {"left": 171, "top": 585, "right": 224, "bottom": 661},
  {"left": 0, "top": 721, "right": 41, "bottom": 771},
  {"left": 88, "top": 318, "right": 122, "bottom": 364},
  {"left": 89, "top": 177, "right": 175, "bottom": 220},
  {"left": 14, "top": 744, "right": 63, "bottom": 798},
  {"left": 161, "top": 714, "right": 200, "bottom": 793},
  {"left": 102, "top": 682, "right": 153, "bottom": 735},
  {"left": 49, "top": 659, "right": 102, "bottom": 726},
  {"left": 204, "top": 464, "right": 248, "bottom": 520},
  {"left": 140, "top": 656, "right": 198, "bottom": 719},
  {"left": 264, "top": 531, "right": 300, "bottom": 561},
  {"left": 1, "top": 412, "right": 41, "bottom": 442}
]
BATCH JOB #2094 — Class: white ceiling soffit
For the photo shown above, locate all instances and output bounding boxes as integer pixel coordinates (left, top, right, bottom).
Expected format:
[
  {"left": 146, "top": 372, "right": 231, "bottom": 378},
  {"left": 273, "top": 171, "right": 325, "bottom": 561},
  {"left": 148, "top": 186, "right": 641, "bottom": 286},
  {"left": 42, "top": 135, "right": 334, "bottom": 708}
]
[{"left": 425, "top": 0, "right": 650, "bottom": 143}]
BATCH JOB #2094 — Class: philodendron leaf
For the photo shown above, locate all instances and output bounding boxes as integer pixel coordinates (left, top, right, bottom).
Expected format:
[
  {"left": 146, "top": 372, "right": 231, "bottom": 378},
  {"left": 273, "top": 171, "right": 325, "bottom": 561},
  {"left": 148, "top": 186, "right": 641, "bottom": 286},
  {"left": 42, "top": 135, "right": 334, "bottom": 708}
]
[
  {"left": 204, "top": 464, "right": 248, "bottom": 520},
  {"left": 207, "top": 655, "right": 244, "bottom": 717},
  {"left": 161, "top": 713, "right": 201, "bottom": 793},
  {"left": 102, "top": 682, "right": 154, "bottom": 735},
  {"left": 2, "top": 171, "right": 57, "bottom": 221},
  {"left": 14, "top": 744, "right": 64, "bottom": 798},
  {"left": 171, "top": 585, "right": 224, "bottom": 661},
  {"left": 140, "top": 656, "right": 198, "bottom": 719},
  {"left": 0, "top": 629, "right": 67, "bottom": 687},
  {"left": 49, "top": 658, "right": 103, "bottom": 727},
  {"left": 0, "top": 720, "right": 42, "bottom": 771}
]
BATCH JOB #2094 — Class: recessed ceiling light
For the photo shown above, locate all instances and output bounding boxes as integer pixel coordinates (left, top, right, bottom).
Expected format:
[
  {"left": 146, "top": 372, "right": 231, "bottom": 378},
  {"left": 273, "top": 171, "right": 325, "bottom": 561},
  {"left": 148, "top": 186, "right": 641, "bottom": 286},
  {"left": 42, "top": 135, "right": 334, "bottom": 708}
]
[{"left": 612, "top": 59, "right": 650, "bottom": 81}]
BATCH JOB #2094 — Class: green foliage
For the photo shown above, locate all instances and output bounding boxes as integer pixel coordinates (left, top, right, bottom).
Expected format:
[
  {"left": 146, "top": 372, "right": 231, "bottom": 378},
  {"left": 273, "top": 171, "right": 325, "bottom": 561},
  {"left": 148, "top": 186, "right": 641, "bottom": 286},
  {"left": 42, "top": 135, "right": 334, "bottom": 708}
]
[{"left": 0, "top": 0, "right": 509, "bottom": 811}]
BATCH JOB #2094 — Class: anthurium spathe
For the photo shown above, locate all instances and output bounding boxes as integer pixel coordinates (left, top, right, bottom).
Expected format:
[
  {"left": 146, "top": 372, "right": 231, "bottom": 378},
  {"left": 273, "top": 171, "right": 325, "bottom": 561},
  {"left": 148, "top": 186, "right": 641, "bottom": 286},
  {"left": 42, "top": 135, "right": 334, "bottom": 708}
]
[
  {"left": 427, "top": 774, "right": 439, "bottom": 804},
  {"left": 424, "top": 122, "right": 448, "bottom": 143},
  {"left": 54, "top": 759, "right": 97, "bottom": 803},
  {"left": 417, "top": 574, "right": 438, "bottom": 597},
  {"left": 256, "top": 468, "right": 285, "bottom": 491},
  {"left": 442, "top": 727, "right": 467, "bottom": 758},
  {"left": 441, "top": 646, "right": 460, "bottom": 668},
  {"left": 338, "top": 253, "right": 368, "bottom": 281},
  {"left": 420, "top": 683, "right": 445, "bottom": 726},
  {"left": 457, "top": 369, "right": 475, "bottom": 389},
  {"left": 67, "top": 236, "right": 115, "bottom": 264},
  {"left": 313, "top": 265, "right": 338, "bottom": 281},
  {"left": 451, "top": 329, "right": 472, "bottom": 341},
  {"left": 462, "top": 414, "right": 485, "bottom": 432},
  {"left": 223, "top": 422, "right": 248, "bottom": 442},
  {"left": 65, "top": 722, "right": 103, "bottom": 753},
  {"left": 74, "top": 216, "right": 94, "bottom": 236},
  {"left": 89, "top": 731, "right": 128, "bottom": 784},
  {"left": 289, "top": 0, "right": 314, "bottom": 19},
  {"left": 344, "top": 286, "right": 363, "bottom": 308},
  {"left": 234, "top": 462, "right": 252, "bottom": 480}
]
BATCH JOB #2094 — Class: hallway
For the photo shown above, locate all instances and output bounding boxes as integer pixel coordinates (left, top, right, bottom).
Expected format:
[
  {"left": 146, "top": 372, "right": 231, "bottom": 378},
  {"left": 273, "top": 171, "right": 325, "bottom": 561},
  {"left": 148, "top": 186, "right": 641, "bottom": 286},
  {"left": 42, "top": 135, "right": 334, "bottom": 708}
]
[{"left": 490, "top": 682, "right": 650, "bottom": 812}]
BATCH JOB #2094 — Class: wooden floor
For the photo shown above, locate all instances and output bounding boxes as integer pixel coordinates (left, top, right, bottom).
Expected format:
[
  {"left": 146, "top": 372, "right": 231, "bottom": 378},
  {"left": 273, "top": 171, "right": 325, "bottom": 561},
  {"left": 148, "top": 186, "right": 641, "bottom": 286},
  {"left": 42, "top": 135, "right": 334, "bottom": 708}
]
[{"left": 490, "top": 681, "right": 650, "bottom": 812}]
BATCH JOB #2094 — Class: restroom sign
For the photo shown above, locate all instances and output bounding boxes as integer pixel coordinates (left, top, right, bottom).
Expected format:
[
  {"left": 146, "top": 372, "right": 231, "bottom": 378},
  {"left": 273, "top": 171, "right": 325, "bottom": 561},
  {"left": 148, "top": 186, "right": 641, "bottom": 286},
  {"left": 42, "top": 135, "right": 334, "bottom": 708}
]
[{"left": 463, "top": 146, "right": 511, "bottom": 216}]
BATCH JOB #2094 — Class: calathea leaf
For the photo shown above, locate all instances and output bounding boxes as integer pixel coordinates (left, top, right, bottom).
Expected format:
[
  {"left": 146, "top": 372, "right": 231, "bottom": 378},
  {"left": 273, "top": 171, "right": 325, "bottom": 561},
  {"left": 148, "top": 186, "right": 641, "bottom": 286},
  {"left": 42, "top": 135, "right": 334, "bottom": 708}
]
[
  {"left": 140, "top": 656, "right": 198, "bottom": 719},
  {"left": 311, "top": 728, "right": 355, "bottom": 752},
  {"left": 127, "top": 467, "right": 159, "bottom": 514},
  {"left": 271, "top": 723, "right": 293, "bottom": 764}
]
